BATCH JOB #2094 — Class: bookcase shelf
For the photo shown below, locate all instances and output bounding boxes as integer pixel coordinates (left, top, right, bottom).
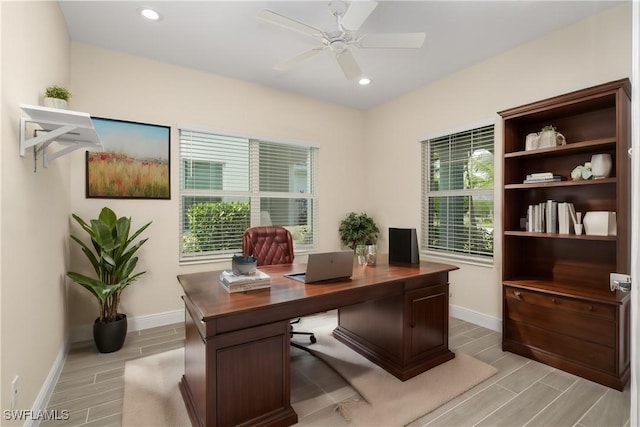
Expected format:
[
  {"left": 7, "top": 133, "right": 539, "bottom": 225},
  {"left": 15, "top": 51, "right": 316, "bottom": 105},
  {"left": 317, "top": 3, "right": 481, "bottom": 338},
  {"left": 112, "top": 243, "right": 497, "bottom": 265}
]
[
  {"left": 499, "top": 78, "right": 631, "bottom": 391},
  {"left": 504, "top": 230, "right": 616, "bottom": 241},
  {"left": 504, "top": 137, "right": 616, "bottom": 159},
  {"left": 504, "top": 177, "right": 616, "bottom": 189}
]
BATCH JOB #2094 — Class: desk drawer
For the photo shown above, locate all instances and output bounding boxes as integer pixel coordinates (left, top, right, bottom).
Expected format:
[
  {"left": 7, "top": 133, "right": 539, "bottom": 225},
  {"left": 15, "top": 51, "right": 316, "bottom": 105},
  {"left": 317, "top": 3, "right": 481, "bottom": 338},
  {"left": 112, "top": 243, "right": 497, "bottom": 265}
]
[{"left": 504, "top": 286, "right": 615, "bottom": 320}]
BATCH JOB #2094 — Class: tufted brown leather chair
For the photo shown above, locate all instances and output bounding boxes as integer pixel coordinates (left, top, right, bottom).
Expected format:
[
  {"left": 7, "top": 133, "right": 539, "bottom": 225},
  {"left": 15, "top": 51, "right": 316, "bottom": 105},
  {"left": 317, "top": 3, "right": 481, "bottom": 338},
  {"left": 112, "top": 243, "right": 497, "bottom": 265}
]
[
  {"left": 242, "top": 226, "right": 316, "bottom": 345},
  {"left": 242, "top": 226, "right": 295, "bottom": 266}
]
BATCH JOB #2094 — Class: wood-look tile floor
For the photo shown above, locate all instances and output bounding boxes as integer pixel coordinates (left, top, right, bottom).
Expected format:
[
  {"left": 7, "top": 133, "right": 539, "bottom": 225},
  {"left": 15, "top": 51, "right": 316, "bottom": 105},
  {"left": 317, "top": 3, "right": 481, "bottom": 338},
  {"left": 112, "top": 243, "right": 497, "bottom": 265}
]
[{"left": 43, "top": 312, "right": 630, "bottom": 427}]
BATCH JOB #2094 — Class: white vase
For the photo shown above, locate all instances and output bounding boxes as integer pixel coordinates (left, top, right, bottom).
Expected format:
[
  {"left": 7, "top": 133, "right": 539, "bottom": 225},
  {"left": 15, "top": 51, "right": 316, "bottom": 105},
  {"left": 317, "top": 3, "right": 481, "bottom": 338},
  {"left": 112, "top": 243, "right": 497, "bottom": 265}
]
[
  {"left": 590, "top": 153, "right": 612, "bottom": 179},
  {"left": 43, "top": 97, "right": 68, "bottom": 109}
]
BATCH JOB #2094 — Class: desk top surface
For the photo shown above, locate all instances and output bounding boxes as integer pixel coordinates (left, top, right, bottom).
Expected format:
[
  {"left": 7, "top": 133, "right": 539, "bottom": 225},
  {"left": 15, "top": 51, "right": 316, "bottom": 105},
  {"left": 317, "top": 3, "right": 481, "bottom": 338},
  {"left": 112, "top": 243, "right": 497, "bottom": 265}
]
[{"left": 178, "top": 260, "right": 458, "bottom": 322}]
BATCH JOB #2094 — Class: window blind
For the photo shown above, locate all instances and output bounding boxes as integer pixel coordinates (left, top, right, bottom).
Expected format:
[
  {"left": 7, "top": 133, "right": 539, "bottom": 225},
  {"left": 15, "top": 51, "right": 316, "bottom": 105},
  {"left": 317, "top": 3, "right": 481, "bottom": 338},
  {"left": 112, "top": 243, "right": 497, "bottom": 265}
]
[
  {"left": 179, "top": 129, "right": 318, "bottom": 261},
  {"left": 421, "top": 124, "right": 494, "bottom": 260}
]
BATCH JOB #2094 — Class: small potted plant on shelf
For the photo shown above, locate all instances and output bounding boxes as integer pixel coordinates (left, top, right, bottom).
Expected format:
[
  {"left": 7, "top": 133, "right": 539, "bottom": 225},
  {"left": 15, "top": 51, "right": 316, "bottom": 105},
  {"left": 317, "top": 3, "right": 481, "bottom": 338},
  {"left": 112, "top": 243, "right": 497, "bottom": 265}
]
[
  {"left": 67, "top": 207, "right": 151, "bottom": 353},
  {"left": 338, "top": 212, "right": 380, "bottom": 265},
  {"left": 44, "top": 85, "right": 71, "bottom": 109}
]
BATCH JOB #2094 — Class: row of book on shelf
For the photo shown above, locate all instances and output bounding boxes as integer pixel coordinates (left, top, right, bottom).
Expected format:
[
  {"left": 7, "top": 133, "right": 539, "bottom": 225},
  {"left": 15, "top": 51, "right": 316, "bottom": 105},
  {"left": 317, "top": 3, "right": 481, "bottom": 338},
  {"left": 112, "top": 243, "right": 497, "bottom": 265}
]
[
  {"left": 219, "top": 270, "right": 271, "bottom": 293},
  {"left": 526, "top": 200, "right": 580, "bottom": 234}
]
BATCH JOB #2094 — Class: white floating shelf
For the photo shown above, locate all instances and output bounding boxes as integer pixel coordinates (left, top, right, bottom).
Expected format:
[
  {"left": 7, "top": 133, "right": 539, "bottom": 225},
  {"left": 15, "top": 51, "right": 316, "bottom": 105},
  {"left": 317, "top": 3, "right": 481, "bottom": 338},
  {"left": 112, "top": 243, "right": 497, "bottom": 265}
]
[{"left": 19, "top": 104, "right": 103, "bottom": 171}]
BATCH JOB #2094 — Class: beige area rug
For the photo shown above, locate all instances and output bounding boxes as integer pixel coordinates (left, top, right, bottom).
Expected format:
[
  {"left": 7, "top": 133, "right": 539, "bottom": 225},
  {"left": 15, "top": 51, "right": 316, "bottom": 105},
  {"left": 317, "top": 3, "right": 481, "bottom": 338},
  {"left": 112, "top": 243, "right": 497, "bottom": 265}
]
[
  {"left": 122, "top": 348, "right": 190, "bottom": 427},
  {"left": 308, "top": 325, "right": 498, "bottom": 426},
  {"left": 122, "top": 327, "right": 497, "bottom": 427}
]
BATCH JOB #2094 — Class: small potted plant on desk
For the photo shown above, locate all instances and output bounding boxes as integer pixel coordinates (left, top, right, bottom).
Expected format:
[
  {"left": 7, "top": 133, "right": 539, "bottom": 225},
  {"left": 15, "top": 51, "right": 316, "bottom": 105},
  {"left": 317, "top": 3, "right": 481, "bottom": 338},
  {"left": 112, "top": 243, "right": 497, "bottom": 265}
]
[
  {"left": 338, "top": 212, "right": 380, "bottom": 265},
  {"left": 43, "top": 85, "right": 71, "bottom": 109},
  {"left": 67, "top": 207, "right": 151, "bottom": 353}
]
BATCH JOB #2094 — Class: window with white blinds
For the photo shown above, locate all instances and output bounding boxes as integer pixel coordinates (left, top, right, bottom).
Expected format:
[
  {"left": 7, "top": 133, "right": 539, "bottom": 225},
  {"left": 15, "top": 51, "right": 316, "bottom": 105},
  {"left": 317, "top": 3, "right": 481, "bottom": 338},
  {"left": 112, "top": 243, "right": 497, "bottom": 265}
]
[
  {"left": 179, "top": 129, "right": 318, "bottom": 261},
  {"left": 421, "top": 124, "right": 494, "bottom": 262}
]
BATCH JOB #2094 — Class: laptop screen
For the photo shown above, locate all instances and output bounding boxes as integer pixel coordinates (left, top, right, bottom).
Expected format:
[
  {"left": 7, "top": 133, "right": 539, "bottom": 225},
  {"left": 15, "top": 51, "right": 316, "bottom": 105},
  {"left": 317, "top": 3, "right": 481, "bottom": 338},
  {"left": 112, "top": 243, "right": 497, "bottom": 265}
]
[{"left": 285, "top": 251, "right": 354, "bottom": 283}]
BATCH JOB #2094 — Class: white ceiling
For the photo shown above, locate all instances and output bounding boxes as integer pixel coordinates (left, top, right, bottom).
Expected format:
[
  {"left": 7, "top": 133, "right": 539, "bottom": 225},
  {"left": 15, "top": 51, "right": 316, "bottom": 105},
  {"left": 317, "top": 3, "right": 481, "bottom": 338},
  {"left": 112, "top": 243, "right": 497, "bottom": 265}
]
[{"left": 58, "top": 1, "right": 622, "bottom": 110}]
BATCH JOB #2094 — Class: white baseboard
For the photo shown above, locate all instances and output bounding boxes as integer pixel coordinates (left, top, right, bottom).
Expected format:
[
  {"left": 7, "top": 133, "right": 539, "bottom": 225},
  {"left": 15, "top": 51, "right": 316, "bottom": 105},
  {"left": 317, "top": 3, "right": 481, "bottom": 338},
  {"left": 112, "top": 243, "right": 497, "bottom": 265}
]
[
  {"left": 25, "top": 335, "right": 70, "bottom": 427},
  {"left": 450, "top": 304, "right": 502, "bottom": 333},
  {"left": 69, "top": 309, "right": 185, "bottom": 343}
]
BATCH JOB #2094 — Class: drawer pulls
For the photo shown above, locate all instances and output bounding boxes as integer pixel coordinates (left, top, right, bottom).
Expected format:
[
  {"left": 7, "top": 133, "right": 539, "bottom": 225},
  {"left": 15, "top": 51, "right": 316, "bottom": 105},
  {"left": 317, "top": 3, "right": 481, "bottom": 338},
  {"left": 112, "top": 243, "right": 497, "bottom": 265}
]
[{"left": 510, "top": 289, "right": 598, "bottom": 312}]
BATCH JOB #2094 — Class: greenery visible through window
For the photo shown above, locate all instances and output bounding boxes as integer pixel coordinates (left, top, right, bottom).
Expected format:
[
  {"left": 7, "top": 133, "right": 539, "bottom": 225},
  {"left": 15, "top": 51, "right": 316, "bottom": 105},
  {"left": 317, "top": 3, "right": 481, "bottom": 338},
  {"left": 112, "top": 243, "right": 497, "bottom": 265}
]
[
  {"left": 179, "top": 129, "right": 318, "bottom": 261},
  {"left": 421, "top": 123, "right": 494, "bottom": 261}
]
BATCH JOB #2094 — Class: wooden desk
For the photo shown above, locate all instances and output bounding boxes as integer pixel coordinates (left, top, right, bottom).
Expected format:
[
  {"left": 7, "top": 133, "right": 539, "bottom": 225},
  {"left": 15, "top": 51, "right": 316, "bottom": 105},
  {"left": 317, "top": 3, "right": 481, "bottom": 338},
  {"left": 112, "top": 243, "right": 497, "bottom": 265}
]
[{"left": 177, "top": 261, "right": 458, "bottom": 427}]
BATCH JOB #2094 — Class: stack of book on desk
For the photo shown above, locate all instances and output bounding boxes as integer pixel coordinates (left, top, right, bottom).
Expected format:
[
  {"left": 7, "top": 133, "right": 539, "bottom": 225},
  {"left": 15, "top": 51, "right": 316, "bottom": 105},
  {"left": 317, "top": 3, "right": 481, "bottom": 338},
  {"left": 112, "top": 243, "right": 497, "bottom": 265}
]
[{"left": 219, "top": 270, "right": 271, "bottom": 293}]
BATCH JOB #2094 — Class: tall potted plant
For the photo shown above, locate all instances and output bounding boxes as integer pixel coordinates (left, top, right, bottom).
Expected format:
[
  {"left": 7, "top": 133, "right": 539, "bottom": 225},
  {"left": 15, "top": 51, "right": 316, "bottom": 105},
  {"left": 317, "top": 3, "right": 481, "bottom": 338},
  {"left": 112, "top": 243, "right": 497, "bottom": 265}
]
[{"left": 67, "top": 207, "right": 151, "bottom": 353}]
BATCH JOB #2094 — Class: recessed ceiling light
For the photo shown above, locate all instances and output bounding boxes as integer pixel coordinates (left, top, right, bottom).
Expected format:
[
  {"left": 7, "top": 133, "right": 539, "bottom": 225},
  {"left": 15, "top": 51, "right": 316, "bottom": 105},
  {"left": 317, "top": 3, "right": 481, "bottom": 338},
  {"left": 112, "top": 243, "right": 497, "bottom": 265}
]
[
  {"left": 141, "top": 8, "right": 160, "bottom": 21},
  {"left": 358, "top": 77, "right": 371, "bottom": 86}
]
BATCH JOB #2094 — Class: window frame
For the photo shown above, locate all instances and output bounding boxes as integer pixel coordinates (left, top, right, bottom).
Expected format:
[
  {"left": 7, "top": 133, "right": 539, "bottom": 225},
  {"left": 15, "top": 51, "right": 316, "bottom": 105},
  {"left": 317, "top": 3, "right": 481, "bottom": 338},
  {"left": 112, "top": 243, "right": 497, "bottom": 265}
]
[
  {"left": 419, "top": 119, "right": 495, "bottom": 265},
  {"left": 178, "top": 126, "right": 319, "bottom": 263}
]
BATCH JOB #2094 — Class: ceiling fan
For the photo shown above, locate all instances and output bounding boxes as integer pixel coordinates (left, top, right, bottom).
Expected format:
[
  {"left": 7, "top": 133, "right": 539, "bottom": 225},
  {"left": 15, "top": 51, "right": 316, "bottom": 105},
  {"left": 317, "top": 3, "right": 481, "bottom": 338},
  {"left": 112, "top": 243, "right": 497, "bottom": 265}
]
[{"left": 258, "top": 1, "right": 425, "bottom": 81}]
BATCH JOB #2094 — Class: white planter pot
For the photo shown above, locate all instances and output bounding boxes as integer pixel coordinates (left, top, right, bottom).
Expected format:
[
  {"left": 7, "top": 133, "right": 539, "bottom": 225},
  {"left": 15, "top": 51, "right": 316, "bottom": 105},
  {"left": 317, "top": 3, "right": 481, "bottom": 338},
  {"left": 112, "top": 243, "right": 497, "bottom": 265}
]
[
  {"left": 43, "top": 97, "right": 68, "bottom": 109},
  {"left": 583, "top": 211, "right": 617, "bottom": 236},
  {"left": 590, "top": 153, "right": 612, "bottom": 179}
]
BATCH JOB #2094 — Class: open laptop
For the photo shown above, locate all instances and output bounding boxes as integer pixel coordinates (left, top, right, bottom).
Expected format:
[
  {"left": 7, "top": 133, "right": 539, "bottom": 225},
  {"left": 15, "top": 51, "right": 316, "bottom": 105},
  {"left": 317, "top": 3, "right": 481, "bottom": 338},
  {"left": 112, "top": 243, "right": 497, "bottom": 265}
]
[{"left": 285, "top": 251, "right": 354, "bottom": 284}]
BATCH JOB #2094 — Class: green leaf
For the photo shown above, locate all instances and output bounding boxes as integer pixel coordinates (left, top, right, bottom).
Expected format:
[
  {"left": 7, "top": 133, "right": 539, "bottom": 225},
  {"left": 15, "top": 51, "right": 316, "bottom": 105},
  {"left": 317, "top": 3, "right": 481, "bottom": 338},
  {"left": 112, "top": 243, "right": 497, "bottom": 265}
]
[
  {"left": 66, "top": 272, "right": 120, "bottom": 301},
  {"left": 98, "top": 207, "right": 117, "bottom": 227}
]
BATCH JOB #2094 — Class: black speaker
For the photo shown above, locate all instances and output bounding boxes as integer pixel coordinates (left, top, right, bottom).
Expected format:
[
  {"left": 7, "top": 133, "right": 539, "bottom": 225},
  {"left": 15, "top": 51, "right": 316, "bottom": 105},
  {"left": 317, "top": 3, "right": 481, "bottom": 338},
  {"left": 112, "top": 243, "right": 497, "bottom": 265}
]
[{"left": 388, "top": 228, "right": 420, "bottom": 265}]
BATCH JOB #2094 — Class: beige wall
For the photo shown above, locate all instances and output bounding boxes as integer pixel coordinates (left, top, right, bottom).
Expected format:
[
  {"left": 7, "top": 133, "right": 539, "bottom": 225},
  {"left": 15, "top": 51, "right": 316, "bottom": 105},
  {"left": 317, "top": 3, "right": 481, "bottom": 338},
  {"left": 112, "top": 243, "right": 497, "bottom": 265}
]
[
  {"left": 365, "top": 3, "right": 632, "bottom": 321},
  {"left": 1, "top": 1, "right": 71, "bottom": 420},
  {"left": 66, "top": 43, "right": 367, "bottom": 326}
]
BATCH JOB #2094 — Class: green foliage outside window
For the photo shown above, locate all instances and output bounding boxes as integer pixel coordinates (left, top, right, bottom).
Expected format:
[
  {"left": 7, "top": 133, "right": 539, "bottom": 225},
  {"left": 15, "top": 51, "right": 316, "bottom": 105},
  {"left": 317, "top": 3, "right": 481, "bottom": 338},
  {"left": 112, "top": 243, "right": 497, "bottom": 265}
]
[{"left": 182, "top": 201, "right": 250, "bottom": 253}]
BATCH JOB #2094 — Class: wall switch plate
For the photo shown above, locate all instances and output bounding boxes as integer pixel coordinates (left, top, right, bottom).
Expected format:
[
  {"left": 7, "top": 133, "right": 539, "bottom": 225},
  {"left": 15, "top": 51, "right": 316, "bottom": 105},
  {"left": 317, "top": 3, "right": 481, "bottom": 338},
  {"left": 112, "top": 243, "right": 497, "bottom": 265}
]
[{"left": 610, "top": 273, "right": 631, "bottom": 292}]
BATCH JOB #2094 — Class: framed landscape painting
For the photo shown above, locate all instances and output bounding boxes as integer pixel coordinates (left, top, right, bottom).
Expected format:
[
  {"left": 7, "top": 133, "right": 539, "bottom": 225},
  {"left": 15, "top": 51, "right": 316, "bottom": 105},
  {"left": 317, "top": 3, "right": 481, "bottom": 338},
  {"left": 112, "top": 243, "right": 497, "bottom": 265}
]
[{"left": 87, "top": 117, "right": 170, "bottom": 199}]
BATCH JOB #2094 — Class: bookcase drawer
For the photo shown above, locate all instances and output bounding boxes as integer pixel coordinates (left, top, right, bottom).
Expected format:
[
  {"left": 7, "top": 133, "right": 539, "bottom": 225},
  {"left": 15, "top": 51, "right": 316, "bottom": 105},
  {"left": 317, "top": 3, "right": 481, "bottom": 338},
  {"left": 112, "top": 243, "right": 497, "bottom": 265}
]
[
  {"left": 505, "top": 321, "right": 616, "bottom": 373},
  {"left": 504, "top": 295, "right": 615, "bottom": 347},
  {"left": 504, "top": 286, "right": 615, "bottom": 320}
]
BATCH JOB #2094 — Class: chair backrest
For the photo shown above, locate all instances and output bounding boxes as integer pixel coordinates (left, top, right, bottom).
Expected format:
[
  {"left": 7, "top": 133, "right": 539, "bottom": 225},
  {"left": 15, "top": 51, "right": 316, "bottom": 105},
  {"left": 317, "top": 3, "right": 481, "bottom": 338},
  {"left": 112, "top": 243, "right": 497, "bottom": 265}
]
[{"left": 242, "top": 226, "right": 295, "bottom": 266}]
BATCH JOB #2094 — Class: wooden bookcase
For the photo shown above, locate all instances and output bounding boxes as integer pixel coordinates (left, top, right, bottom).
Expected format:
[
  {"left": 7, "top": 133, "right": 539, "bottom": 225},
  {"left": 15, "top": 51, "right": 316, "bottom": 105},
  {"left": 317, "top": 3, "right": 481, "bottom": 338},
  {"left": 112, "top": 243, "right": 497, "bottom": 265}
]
[{"left": 499, "top": 79, "right": 631, "bottom": 390}]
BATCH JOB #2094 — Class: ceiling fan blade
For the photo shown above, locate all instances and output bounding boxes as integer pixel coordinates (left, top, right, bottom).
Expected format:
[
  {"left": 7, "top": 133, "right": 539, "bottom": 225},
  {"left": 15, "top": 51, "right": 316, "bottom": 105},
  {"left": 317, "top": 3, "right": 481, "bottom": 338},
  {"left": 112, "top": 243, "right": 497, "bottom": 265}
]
[
  {"left": 273, "top": 48, "right": 324, "bottom": 71},
  {"left": 258, "top": 10, "right": 323, "bottom": 37},
  {"left": 341, "top": 1, "right": 377, "bottom": 31},
  {"left": 335, "top": 49, "right": 362, "bottom": 80},
  {"left": 359, "top": 32, "right": 426, "bottom": 49}
]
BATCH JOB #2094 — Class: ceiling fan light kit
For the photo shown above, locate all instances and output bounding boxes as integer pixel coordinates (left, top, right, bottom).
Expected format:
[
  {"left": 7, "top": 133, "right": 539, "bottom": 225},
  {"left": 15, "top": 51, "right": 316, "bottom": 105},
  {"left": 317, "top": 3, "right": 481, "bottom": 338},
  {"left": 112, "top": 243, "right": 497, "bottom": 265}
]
[{"left": 259, "top": 1, "right": 425, "bottom": 81}]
